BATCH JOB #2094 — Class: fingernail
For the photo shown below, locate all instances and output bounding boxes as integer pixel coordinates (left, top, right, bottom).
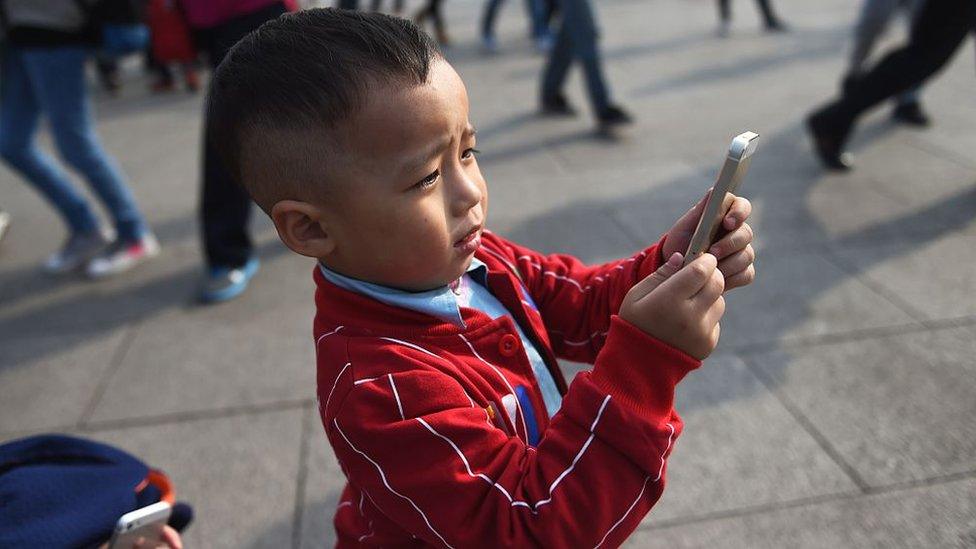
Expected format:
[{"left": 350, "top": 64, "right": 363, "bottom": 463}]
[
  {"left": 725, "top": 215, "right": 736, "bottom": 229},
  {"left": 667, "top": 252, "right": 683, "bottom": 267}
]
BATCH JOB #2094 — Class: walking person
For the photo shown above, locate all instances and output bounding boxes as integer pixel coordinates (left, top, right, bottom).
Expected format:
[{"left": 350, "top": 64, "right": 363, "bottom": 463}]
[
  {"left": 178, "top": 0, "right": 295, "bottom": 303},
  {"left": 540, "top": 0, "right": 632, "bottom": 133},
  {"left": 0, "top": 0, "right": 159, "bottom": 277},
  {"left": 716, "top": 0, "right": 786, "bottom": 37},
  {"left": 481, "top": 0, "right": 553, "bottom": 53},
  {"left": 413, "top": 0, "right": 450, "bottom": 46},
  {"left": 807, "top": 0, "right": 976, "bottom": 170},
  {"left": 844, "top": 0, "right": 929, "bottom": 126}
]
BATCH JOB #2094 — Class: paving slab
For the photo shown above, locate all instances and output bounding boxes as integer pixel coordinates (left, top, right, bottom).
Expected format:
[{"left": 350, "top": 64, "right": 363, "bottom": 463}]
[
  {"left": 639, "top": 354, "right": 858, "bottom": 525},
  {"left": 298, "top": 417, "right": 346, "bottom": 549},
  {"left": 0, "top": 329, "right": 126, "bottom": 434},
  {"left": 828, "top": 231, "right": 976, "bottom": 322},
  {"left": 626, "top": 476, "right": 976, "bottom": 549},
  {"left": 88, "top": 407, "right": 304, "bottom": 549},
  {"left": 719, "top": 249, "right": 919, "bottom": 348},
  {"left": 88, "top": 254, "right": 316, "bottom": 423},
  {"left": 747, "top": 325, "right": 976, "bottom": 488}
]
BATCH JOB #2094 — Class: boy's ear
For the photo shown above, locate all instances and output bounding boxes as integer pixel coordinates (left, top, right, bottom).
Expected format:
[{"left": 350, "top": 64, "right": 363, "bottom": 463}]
[{"left": 270, "top": 200, "right": 336, "bottom": 259}]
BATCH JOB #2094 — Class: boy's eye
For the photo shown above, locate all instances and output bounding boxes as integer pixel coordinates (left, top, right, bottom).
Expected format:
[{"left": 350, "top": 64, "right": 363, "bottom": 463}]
[
  {"left": 462, "top": 148, "right": 481, "bottom": 160},
  {"left": 414, "top": 170, "right": 439, "bottom": 190}
]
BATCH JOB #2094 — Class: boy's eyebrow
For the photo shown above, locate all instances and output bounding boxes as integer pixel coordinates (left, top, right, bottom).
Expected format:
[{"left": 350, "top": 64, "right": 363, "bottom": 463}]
[{"left": 400, "top": 125, "right": 477, "bottom": 174}]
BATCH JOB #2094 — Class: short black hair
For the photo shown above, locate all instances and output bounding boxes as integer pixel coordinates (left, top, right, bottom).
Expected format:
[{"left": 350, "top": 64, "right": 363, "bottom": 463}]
[{"left": 207, "top": 8, "right": 441, "bottom": 212}]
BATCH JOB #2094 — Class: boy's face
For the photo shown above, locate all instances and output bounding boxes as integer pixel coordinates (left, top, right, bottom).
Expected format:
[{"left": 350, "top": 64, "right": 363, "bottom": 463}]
[{"left": 321, "top": 58, "right": 487, "bottom": 292}]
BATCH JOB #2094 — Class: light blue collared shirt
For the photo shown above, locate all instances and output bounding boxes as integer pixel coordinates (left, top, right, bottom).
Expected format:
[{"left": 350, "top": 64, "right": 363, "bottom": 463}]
[{"left": 318, "top": 260, "right": 563, "bottom": 417}]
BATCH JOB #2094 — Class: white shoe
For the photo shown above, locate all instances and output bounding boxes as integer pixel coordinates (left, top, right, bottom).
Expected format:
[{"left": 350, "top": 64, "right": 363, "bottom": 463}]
[
  {"left": 86, "top": 232, "right": 160, "bottom": 279},
  {"left": 43, "top": 229, "right": 113, "bottom": 274}
]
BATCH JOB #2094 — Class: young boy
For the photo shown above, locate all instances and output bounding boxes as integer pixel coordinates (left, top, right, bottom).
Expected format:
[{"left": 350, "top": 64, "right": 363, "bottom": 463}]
[{"left": 207, "top": 9, "right": 756, "bottom": 547}]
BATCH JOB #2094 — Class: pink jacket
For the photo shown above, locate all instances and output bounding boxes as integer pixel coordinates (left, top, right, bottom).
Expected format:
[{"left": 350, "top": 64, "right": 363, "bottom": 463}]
[{"left": 178, "top": 0, "right": 296, "bottom": 29}]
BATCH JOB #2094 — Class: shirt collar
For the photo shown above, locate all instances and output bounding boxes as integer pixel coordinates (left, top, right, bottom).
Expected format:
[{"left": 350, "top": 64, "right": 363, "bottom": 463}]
[{"left": 317, "top": 259, "right": 488, "bottom": 328}]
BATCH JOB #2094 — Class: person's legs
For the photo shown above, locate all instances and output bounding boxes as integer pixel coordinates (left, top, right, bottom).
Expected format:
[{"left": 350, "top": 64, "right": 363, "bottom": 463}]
[
  {"left": 24, "top": 47, "right": 148, "bottom": 243},
  {"left": 754, "top": 0, "right": 784, "bottom": 29},
  {"left": 482, "top": 0, "right": 503, "bottom": 39},
  {"left": 848, "top": 0, "right": 900, "bottom": 76},
  {"left": 429, "top": 0, "right": 450, "bottom": 45},
  {"left": 541, "top": 13, "right": 576, "bottom": 107},
  {"left": 808, "top": 0, "right": 975, "bottom": 168},
  {"left": 0, "top": 48, "right": 100, "bottom": 237},
  {"left": 559, "top": 0, "right": 612, "bottom": 116},
  {"left": 717, "top": 0, "right": 730, "bottom": 21}
]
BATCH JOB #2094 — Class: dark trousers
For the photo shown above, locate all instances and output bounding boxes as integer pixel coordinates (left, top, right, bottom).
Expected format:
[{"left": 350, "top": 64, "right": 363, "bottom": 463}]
[
  {"left": 541, "top": 0, "right": 610, "bottom": 115},
  {"left": 717, "top": 0, "right": 778, "bottom": 27},
  {"left": 812, "top": 0, "right": 975, "bottom": 137},
  {"left": 199, "top": 2, "right": 287, "bottom": 269}
]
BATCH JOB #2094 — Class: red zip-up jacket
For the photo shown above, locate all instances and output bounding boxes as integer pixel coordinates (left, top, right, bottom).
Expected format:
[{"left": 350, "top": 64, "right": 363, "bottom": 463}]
[{"left": 314, "top": 231, "right": 701, "bottom": 548}]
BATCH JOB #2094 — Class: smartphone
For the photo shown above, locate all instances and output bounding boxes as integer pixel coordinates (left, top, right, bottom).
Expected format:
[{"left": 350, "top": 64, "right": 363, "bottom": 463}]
[
  {"left": 107, "top": 501, "right": 172, "bottom": 549},
  {"left": 683, "top": 131, "right": 759, "bottom": 266}
]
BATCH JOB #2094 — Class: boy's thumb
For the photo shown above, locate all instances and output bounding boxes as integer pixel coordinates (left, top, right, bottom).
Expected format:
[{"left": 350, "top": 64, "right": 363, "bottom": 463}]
[{"left": 629, "top": 252, "right": 684, "bottom": 301}]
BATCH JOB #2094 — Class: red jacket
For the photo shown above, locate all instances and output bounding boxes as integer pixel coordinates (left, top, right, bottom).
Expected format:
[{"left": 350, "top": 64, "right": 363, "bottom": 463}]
[{"left": 314, "top": 231, "right": 701, "bottom": 548}]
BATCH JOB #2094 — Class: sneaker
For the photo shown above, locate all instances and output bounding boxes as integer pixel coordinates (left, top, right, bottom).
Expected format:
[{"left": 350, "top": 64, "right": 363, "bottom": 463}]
[
  {"left": 199, "top": 257, "right": 260, "bottom": 304},
  {"left": 85, "top": 232, "right": 160, "bottom": 279},
  {"left": 0, "top": 211, "right": 10, "bottom": 244},
  {"left": 43, "top": 229, "right": 113, "bottom": 274},
  {"left": 892, "top": 101, "right": 930, "bottom": 127},
  {"left": 597, "top": 104, "right": 635, "bottom": 131},
  {"left": 764, "top": 19, "right": 788, "bottom": 33},
  {"left": 541, "top": 93, "right": 577, "bottom": 116}
]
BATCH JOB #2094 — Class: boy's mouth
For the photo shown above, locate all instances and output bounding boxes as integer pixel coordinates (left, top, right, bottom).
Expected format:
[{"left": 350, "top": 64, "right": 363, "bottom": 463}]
[{"left": 454, "top": 225, "right": 482, "bottom": 252}]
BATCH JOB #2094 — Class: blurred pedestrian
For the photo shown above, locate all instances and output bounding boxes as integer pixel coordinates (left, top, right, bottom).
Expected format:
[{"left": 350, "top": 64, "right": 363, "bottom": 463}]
[
  {"left": 716, "top": 0, "right": 786, "bottom": 37},
  {"left": 844, "top": 0, "right": 929, "bottom": 126},
  {"left": 414, "top": 0, "right": 450, "bottom": 46},
  {"left": 0, "top": 0, "right": 160, "bottom": 277},
  {"left": 540, "top": 0, "right": 632, "bottom": 133},
  {"left": 807, "top": 0, "right": 976, "bottom": 170},
  {"left": 147, "top": 0, "right": 200, "bottom": 93},
  {"left": 178, "top": 0, "right": 297, "bottom": 303},
  {"left": 481, "top": 0, "right": 553, "bottom": 53}
]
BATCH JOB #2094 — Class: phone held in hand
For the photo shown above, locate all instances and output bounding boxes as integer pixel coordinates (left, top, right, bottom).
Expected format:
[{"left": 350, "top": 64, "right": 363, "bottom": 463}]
[
  {"left": 107, "top": 501, "right": 172, "bottom": 549},
  {"left": 684, "top": 131, "right": 760, "bottom": 266}
]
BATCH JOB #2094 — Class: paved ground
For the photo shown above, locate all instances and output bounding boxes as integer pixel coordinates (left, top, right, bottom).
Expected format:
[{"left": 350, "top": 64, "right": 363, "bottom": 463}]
[{"left": 2, "top": 0, "right": 975, "bottom": 547}]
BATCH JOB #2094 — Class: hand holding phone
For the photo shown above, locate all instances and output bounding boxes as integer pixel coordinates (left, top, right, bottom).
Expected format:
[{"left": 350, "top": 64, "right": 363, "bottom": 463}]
[
  {"left": 107, "top": 501, "right": 172, "bottom": 549},
  {"left": 683, "top": 131, "right": 759, "bottom": 266}
]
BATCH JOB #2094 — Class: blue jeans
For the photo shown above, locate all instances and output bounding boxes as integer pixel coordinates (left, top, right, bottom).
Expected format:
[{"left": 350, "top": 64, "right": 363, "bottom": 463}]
[
  {"left": 541, "top": 0, "right": 611, "bottom": 115},
  {"left": 0, "top": 47, "right": 146, "bottom": 242},
  {"left": 482, "top": 0, "right": 551, "bottom": 40}
]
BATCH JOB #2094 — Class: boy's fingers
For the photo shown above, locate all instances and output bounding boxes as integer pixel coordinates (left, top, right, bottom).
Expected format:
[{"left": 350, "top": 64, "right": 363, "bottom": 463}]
[
  {"left": 717, "top": 244, "right": 755, "bottom": 277},
  {"left": 630, "top": 252, "right": 684, "bottom": 301},
  {"left": 725, "top": 264, "right": 756, "bottom": 291},
  {"left": 709, "top": 222, "right": 753, "bottom": 258},
  {"left": 660, "top": 253, "right": 718, "bottom": 299},
  {"left": 692, "top": 265, "right": 725, "bottom": 305},
  {"left": 722, "top": 196, "right": 752, "bottom": 231}
]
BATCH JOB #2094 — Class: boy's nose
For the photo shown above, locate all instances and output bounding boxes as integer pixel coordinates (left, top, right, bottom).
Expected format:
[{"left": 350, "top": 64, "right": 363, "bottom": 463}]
[{"left": 451, "top": 174, "right": 483, "bottom": 216}]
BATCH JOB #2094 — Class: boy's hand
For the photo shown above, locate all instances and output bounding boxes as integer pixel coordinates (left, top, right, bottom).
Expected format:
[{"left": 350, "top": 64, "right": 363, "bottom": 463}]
[
  {"left": 619, "top": 252, "right": 725, "bottom": 360},
  {"left": 662, "top": 191, "right": 756, "bottom": 291}
]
